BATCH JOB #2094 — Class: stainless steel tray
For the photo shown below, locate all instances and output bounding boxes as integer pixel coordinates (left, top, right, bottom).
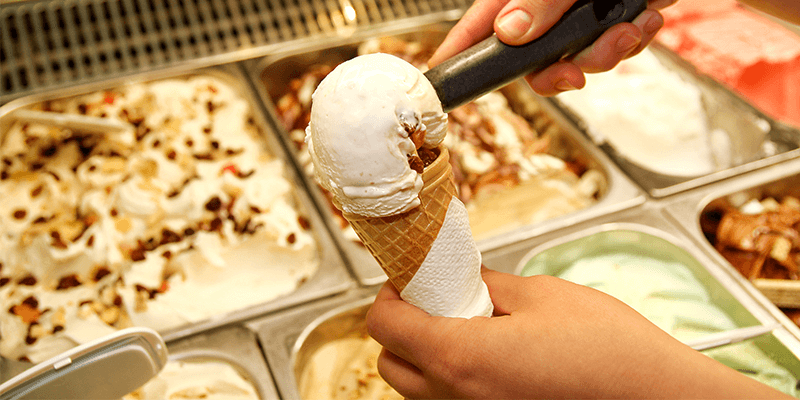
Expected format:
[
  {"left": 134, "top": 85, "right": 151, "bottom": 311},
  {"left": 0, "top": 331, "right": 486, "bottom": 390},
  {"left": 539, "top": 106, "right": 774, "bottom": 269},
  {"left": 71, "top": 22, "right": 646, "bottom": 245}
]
[
  {"left": 513, "top": 223, "right": 800, "bottom": 392},
  {"left": 485, "top": 211, "right": 800, "bottom": 389},
  {"left": 162, "top": 324, "right": 279, "bottom": 399},
  {"left": 514, "top": 223, "right": 774, "bottom": 330},
  {"left": 247, "top": 288, "right": 379, "bottom": 400},
  {"left": 663, "top": 156, "right": 800, "bottom": 340},
  {"left": 549, "top": 42, "right": 800, "bottom": 198},
  {"left": 483, "top": 206, "right": 786, "bottom": 328},
  {"left": 245, "top": 20, "right": 644, "bottom": 286},
  {"left": 0, "top": 63, "right": 356, "bottom": 358}
]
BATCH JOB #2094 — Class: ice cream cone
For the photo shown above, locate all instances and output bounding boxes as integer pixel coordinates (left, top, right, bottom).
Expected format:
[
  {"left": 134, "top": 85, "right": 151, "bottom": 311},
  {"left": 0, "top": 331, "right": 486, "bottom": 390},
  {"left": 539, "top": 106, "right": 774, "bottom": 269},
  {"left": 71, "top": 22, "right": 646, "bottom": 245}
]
[{"left": 338, "top": 147, "right": 457, "bottom": 292}]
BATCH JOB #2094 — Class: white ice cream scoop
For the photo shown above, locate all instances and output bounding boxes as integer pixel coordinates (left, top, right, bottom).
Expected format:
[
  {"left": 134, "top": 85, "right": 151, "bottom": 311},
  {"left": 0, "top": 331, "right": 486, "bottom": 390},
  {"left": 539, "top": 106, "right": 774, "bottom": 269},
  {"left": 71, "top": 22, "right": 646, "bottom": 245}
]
[{"left": 306, "top": 53, "right": 447, "bottom": 218}]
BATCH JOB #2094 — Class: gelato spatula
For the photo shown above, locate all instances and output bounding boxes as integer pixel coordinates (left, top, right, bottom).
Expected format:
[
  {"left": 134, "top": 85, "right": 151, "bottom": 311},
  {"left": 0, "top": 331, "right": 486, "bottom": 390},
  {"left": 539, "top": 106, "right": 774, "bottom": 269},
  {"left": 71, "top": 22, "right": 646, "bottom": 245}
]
[
  {"left": 0, "top": 328, "right": 167, "bottom": 399},
  {"left": 424, "top": 0, "right": 648, "bottom": 112},
  {"left": 10, "top": 109, "right": 134, "bottom": 134}
]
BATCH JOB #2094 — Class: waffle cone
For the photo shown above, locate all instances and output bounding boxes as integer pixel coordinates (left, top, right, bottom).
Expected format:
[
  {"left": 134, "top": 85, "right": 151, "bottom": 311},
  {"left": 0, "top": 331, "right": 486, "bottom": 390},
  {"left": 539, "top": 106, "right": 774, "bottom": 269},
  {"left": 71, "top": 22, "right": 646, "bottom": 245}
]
[{"left": 340, "top": 147, "right": 458, "bottom": 292}]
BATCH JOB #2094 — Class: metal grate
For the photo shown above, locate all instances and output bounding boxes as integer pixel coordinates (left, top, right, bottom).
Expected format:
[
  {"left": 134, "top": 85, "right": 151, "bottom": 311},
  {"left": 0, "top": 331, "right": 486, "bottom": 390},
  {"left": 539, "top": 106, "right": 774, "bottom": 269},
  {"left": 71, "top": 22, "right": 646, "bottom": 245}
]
[{"left": 0, "top": 0, "right": 469, "bottom": 104}]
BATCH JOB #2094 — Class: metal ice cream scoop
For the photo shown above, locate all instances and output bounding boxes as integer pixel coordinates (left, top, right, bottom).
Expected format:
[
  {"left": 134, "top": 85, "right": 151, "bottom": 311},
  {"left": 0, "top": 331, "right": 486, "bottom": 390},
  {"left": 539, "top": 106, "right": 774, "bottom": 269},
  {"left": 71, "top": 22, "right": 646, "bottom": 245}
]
[{"left": 424, "top": 0, "right": 649, "bottom": 112}]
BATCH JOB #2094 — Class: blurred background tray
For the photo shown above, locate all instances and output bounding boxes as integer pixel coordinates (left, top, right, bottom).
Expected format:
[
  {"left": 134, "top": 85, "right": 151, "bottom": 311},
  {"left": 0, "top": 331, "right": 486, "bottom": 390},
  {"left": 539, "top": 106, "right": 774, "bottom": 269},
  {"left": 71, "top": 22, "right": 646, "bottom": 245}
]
[
  {"left": 157, "top": 324, "right": 279, "bottom": 399},
  {"left": 247, "top": 287, "right": 380, "bottom": 400}
]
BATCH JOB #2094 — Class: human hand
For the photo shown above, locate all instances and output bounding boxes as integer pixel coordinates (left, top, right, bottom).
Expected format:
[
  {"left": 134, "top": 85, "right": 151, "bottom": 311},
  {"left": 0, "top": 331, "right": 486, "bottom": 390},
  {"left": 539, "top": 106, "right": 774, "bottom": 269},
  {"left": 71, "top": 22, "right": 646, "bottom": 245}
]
[
  {"left": 366, "top": 267, "right": 791, "bottom": 399},
  {"left": 428, "top": 0, "right": 677, "bottom": 96}
]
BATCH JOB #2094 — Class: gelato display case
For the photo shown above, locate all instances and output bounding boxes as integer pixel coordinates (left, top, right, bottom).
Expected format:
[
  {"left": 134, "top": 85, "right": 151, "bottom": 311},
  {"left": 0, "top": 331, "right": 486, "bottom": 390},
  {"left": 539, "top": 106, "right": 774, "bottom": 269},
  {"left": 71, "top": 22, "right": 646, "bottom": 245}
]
[
  {"left": 248, "top": 22, "right": 645, "bottom": 285},
  {"left": 3, "top": 0, "right": 800, "bottom": 397}
]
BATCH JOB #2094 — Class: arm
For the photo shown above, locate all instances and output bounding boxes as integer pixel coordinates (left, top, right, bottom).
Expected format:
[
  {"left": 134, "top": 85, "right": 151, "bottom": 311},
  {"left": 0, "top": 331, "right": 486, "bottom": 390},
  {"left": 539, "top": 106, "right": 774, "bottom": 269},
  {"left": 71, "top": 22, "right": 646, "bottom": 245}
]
[
  {"left": 366, "top": 267, "right": 793, "bottom": 399},
  {"left": 738, "top": 0, "right": 800, "bottom": 25},
  {"left": 429, "top": 0, "right": 673, "bottom": 96}
]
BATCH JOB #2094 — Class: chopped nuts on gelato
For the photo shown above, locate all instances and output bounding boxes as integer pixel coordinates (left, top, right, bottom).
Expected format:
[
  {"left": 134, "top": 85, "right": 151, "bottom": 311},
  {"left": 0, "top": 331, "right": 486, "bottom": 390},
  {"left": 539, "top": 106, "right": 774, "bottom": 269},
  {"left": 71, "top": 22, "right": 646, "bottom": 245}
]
[{"left": 0, "top": 76, "right": 318, "bottom": 363}]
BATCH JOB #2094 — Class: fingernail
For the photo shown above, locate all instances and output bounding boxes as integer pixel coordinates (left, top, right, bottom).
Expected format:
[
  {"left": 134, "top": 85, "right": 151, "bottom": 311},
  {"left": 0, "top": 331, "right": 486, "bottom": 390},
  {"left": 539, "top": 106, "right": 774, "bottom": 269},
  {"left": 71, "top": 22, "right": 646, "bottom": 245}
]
[
  {"left": 644, "top": 14, "right": 663, "bottom": 35},
  {"left": 616, "top": 32, "right": 640, "bottom": 55},
  {"left": 497, "top": 9, "right": 533, "bottom": 40},
  {"left": 555, "top": 80, "right": 577, "bottom": 92}
]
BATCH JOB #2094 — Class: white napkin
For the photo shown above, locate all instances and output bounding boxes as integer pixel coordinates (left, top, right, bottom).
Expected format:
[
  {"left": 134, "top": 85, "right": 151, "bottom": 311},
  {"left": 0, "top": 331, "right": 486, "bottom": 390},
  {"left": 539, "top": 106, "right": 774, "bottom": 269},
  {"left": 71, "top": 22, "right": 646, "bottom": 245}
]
[{"left": 400, "top": 196, "right": 493, "bottom": 318}]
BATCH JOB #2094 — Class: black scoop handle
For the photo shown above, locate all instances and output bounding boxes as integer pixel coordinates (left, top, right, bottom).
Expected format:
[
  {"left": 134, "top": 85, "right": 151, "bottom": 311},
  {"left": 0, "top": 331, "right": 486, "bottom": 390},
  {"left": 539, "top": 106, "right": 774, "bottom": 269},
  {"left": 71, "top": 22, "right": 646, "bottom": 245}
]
[{"left": 424, "top": 0, "right": 648, "bottom": 112}]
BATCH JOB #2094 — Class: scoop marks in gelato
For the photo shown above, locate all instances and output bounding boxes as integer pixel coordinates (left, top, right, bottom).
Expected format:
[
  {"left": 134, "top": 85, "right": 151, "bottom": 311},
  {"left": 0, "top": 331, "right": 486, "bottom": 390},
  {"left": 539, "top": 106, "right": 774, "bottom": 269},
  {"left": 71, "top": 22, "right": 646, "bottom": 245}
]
[{"left": 306, "top": 53, "right": 447, "bottom": 218}]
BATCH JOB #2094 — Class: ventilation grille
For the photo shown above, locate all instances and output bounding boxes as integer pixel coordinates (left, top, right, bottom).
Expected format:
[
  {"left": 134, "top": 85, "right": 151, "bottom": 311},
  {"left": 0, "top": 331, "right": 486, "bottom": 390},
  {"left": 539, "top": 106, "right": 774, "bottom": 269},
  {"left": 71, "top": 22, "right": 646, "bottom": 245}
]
[{"left": 0, "top": 0, "right": 469, "bottom": 104}]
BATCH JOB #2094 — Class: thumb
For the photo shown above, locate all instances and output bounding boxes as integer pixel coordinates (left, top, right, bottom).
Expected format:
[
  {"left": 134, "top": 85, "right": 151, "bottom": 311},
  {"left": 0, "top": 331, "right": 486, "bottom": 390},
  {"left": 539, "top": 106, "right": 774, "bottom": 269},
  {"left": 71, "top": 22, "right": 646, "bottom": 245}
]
[
  {"left": 494, "top": 0, "right": 578, "bottom": 46},
  {"left": 481, "top": 266, "right": 540, "bottom": 315}
]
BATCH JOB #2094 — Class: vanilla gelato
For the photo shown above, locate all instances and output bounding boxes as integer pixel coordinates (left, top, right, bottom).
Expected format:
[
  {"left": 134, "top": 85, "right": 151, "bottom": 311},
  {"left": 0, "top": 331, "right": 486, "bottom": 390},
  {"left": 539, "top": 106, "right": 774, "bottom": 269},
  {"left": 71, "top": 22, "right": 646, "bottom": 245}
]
[
  {"left": 298, "top": 332, "right": 402, "bottom": 400},
  {"left": 0, "top": 76, "right": 318, "bottom": 363},
  {"left": 306, "top": 53, "right": 491, "bottom": 318},
  {"left": 124, "top": 359, "right": 260, "bottom": 400},
  {"left": 556, "top": 48, "right": 722, "bottom": 177},
  {"left": 306, "top": 53, "right": 447, "bottom": 218}
]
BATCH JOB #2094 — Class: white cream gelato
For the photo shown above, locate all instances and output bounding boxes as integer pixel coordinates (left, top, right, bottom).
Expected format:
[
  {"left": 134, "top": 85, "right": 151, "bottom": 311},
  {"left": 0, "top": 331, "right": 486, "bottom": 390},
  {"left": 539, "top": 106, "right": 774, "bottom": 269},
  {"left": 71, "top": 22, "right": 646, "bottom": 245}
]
[
  {"left": 0, "top": 76, "right": 318, "bottom": 363},
  {"left": 306, "top": 53, "right": 491, "bottom": 318},
  {"left": 306, "top": 53, "right": 447, "bottom": 218},
  {"left": 124, "top": 359, "right": 260, "bottom": 400},
  {"left": 556, "top": 49, "right": 722, "bottom": 177}
]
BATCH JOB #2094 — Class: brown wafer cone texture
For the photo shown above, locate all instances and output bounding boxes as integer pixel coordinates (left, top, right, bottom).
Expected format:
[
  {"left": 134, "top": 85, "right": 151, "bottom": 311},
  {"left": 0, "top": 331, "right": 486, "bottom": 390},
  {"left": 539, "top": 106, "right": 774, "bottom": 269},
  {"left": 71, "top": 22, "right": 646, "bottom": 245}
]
[{"left": 340, "top": 147, "right": 457, "bottom": 292}]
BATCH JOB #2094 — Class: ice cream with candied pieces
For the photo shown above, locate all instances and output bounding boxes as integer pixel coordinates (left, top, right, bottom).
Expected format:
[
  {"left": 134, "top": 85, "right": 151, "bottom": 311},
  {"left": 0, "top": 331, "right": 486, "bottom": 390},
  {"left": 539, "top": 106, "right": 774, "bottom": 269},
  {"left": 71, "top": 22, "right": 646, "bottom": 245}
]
[{"left": 0, "top": 75, "right": 317, "bottom": 363}]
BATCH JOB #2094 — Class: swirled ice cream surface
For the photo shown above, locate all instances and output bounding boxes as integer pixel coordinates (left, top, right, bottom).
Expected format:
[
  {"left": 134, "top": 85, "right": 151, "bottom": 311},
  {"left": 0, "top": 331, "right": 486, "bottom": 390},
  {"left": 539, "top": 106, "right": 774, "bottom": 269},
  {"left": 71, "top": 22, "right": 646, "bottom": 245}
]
[
  {"left": 124, "top": 359, "right": 260, "bottom": 400},
  {"left": 0, "top": 76, "right": 317, "bottom": 363},
  {"left": 556, "top": 49, "right": 719, "bottom": 177},
  {"left": 306, "top": 53, "right": 447, "bottom": 217}
]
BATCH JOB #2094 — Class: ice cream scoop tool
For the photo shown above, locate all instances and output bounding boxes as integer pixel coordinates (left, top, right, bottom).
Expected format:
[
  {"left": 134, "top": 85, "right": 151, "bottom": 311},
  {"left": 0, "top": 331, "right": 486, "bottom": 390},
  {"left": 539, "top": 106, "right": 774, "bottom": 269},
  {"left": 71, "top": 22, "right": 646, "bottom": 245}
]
[{"left": 424, "top": 0, "right": 648, "bottom": 112}]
